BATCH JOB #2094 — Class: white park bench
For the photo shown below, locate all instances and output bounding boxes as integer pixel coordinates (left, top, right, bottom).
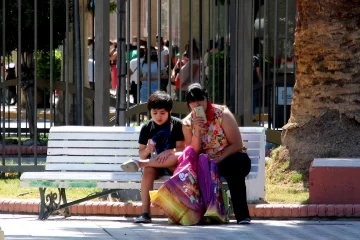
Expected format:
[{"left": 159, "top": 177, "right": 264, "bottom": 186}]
[{"left": 20, "top": 126, "right": 266, "bottom": 219}]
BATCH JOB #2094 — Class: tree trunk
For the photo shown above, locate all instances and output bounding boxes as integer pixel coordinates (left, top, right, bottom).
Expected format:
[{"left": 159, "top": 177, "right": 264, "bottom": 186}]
[{"left": 281, "top": 0, "right": 360, "bottom": 172}]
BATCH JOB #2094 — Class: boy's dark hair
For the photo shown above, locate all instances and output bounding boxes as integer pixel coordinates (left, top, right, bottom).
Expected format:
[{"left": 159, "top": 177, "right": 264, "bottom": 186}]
[
  {"left": 147, "top": 91, "right": 173, "bottom": 112},
  {"left": 186, "top": 83, "right": 209, "bottom": 105}
]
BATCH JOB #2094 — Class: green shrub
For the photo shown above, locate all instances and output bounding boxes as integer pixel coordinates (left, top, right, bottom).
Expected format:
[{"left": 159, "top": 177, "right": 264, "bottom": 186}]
[{"left": 36, "top": 50, "right": 62, "bottom": 82}]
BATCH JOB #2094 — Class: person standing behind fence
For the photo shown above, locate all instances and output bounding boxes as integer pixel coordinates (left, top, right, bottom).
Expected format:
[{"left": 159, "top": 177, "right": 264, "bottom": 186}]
[
  {"left": 156, "top": 36, "right": 169, "bottom": 92},
  {"left": 182, "top": 83, "right": 252, "bottom": 225},
  {"left": 139, "top": 47, "right": 160, "bottom": 103},
  {"left": 176, "top": 46, "right": 201, "bottom": 99},
  {"left": 129, "top": 47, "right": 145, "bottom": 103}
]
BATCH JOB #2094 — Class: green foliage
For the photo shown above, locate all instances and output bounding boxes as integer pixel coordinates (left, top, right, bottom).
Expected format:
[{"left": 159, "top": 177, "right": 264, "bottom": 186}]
[
  {"left": 290, "top": 172, "right": 303, "bottom": 183},
  {"left": 88, "top": 0, "right": 117, "bottom": 15},
  {"left": 0, "top": 0, "right": 67, "bottom": 55},
  {"left": 207, "top": 50, "right": 230, "bottom": 104},
  {"left": 36, "top": 50, "right": 62, "bottom": 81}
]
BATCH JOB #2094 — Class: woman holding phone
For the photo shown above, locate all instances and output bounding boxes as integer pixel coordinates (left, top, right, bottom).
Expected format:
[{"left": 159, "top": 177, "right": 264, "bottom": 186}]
[{"left": 182, "top": 83, "right": 252, "bottom": 224}]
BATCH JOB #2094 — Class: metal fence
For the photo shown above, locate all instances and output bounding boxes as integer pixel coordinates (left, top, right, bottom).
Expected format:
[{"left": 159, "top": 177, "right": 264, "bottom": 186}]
[{"left": 0, "top": 0, "right": 296, "bottom": 173}]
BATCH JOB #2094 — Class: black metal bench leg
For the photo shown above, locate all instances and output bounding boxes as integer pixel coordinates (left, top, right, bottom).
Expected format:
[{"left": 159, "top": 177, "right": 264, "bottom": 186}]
[
  {"left": 39, "top": 188, "right": 46, "bottom": 220},
  {"left": 59, "top": 188, "right": 71, "bottom": 217}
]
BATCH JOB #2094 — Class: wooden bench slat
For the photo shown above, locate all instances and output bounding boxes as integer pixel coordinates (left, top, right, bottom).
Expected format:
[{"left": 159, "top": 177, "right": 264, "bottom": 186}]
[
  {"left": 20, "top": 172, "right": 142, "bottom": 181},
  {"left": 49, "top": 132, "right": 139, "bottom": 141},
  {"left": 50, "top": 126, "right": 142, "bottom": 133},
  {"left": 46, "top": 156, "right": 134, "bottom": 164},
  {"left": 45, "top": 164, "right": 132, "bottom": 172},
  {"left": 243, "top": 141, "right": 261, "bottom": 149},
  {"left": 241, "top": 134, "right": 263, "bottom": 141},
  {"left": 48, "top": 140, "right": 138, "bottom": 148},
  {"left": 48, "top": 148, "right": 139, "bottom": 156},
  {"left": 21, "top": 181, "right": 143, "bottom": 190}
]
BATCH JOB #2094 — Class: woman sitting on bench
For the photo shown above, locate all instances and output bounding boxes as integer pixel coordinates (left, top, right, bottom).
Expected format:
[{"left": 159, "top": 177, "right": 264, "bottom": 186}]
[{"left": 182, "top": 83, "right": 252, "bottom": 224}]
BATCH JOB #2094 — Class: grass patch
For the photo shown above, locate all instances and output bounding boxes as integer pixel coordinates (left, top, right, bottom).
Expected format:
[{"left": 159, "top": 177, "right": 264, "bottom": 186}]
[
  {"left": 0, "top": 176, "right": 101, "bottom": 201},
  {"left": 265, "top": 146, "right": 309, "bottom": 204}
]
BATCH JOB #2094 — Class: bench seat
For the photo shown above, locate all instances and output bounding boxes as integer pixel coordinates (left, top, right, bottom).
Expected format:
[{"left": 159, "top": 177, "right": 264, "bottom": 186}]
[{"left": 20, "top": 126, "right": 266, "bottom": 219}]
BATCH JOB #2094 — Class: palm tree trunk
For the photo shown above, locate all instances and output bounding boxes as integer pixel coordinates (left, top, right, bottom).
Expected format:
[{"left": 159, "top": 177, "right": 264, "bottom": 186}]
[{"left": 281, "top": 0, "right": 360, "bottom": 172}]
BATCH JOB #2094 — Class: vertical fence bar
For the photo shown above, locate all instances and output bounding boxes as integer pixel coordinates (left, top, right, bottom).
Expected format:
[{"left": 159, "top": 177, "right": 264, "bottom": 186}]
[
  {"left": 179, "top": 0, "right": 182, "bottom": 101},
  {"left": 115, "top": 0, "right": 126, "bottom": 126},
  {"left": 65, "top": 0, "right": 69, "bottom": 125},
  {"left": 272, "top": 0, "right": 278, "bottom": 129},
  {"left": 157, "top": 0, "right": 161, "bottom": 89},
  {"left": 189, "top": 0, "right": 193, "bottom": 84},
  {"left": 168, "top": 0, "right": 172, "bottom": 97},
  {"left": 126, "top": 0, "right": 130, "bottom": 114},
  {"left": 50, "top": 0, "right": 54, "bottom": 126},
  {"left": 199, "top": 0, "right": 203, "bottom": 84},
  {"left": 283, "top": 0, "right": 289, "bottom": 126},
  {"left": 34, "top": 0, "right": 38, "bottom": 164},
  {"left": 262, "top": 0, "right": 267, "bottom": 127},
  {"left": 1, "top": 0, "right": 5, "bottom": 166},
  {"left": 74, "top": 0, "right": 83, "bottom": 125},
  {"left": 17, "top": 0, "right": 22, "bottom": 167},
  {"left": 211, "top": 0, "right": 215, "bottom": 102},
  {"left": 223, "top": 0, "right": 228, "bottom": 105},
  {"left": 216, "top": 0, "right": 220, "bottom": 103},
  {"left": 207, "top": 0, "right": 210, "bottom": 94},
  {"left": 234, "top": 0, "right": 239, "bottom": 114},
  {"left": 147, "top": 0, "right": 151, "bottom": 102},
  {"left": 136, "top": 0, "right": 141, "bottom": 125},
  {"left": 200, "top": 0, "right": 205, "bottom": 85}
]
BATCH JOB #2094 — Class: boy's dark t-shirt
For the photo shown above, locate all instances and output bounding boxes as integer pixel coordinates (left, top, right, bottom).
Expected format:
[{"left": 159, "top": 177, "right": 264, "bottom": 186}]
[{"left": 139, "top": 116, "right": 184, "bottom": 157}]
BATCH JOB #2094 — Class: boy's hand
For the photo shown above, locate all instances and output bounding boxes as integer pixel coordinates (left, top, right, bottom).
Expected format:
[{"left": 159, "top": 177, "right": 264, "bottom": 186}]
[{"left": 146, "top": 139, "right": 156, "bottom": 154}]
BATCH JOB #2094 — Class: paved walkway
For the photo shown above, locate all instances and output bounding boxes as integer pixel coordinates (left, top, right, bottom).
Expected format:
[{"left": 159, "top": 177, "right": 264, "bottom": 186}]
[{"left": 0, "top": 214, "right": 359, "bottom": 240}]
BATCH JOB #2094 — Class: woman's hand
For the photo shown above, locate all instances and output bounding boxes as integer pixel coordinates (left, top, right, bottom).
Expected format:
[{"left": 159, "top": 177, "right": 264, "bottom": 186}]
[
  {"left": 191, "top": 111, "right": 205, "bottom": 134},
  {"left": 213, "top": 155, "right": 224, "bottom": 164},
  {"left": 154, "top": 151, "right": 171, "bottom": 164}
]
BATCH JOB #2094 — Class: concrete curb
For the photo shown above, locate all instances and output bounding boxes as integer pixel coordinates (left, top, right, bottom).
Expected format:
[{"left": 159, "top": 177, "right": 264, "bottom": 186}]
[{"left": 1, "top": 199, "right": 360, "bottom": 219}]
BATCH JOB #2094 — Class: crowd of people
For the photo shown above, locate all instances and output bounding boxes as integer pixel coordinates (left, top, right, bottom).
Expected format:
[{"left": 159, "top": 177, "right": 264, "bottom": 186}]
[
  {"left": 120, "top": 83, "right": 252, "bottom": 226},
  {"left": 87, "top": 35, "right": 210, "bottom": 103}
]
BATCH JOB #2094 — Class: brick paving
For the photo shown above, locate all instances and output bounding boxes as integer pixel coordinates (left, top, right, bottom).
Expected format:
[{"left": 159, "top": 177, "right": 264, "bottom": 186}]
[{"left": 1, "top": 199, "right": 360, "bottom": 219}]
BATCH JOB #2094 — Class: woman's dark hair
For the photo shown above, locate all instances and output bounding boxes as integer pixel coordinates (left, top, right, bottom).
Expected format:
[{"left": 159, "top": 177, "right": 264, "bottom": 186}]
[
  {"left": 147, "top": 91, "right": 173, "bottom": 112},
  {"left": 185, "top": 83, "right": 209, "bottom": 105},
  {"left": 143, "top": 46, "right": 157, "bottom": 65}
]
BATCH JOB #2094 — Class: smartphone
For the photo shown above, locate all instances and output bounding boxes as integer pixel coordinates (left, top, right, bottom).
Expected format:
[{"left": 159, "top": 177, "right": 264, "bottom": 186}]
[{"left": 194, "top": 106, "right": 207, "bottom": 122}]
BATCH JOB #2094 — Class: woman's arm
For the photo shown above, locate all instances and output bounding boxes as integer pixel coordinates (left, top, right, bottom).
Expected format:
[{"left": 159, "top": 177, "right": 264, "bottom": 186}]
[
  {"left": 214, "top": 108, "right": 244, "bottom": 163},
  {"left": 182, "top": 115, "right": 204, "bottom": 154}
]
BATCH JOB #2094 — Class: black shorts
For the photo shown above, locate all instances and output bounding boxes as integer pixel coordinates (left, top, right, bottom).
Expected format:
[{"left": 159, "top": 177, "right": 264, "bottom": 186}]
[{"left": 156, "top": 168, "right": 173, "bottom": 178}]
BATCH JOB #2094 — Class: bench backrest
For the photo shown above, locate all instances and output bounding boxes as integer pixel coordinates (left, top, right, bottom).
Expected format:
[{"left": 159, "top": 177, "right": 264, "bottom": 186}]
[{"left": 46, "top": 126, "right": 266, "bottom": 178}]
